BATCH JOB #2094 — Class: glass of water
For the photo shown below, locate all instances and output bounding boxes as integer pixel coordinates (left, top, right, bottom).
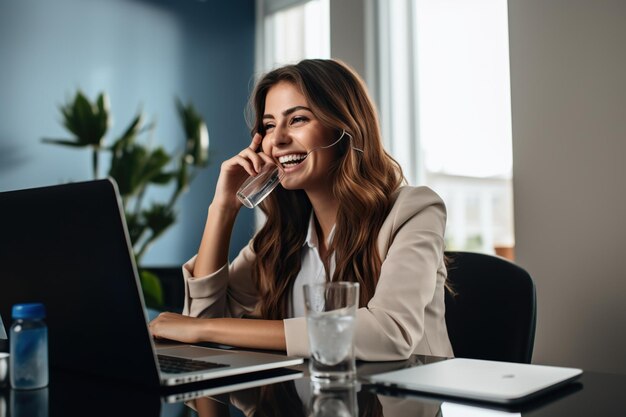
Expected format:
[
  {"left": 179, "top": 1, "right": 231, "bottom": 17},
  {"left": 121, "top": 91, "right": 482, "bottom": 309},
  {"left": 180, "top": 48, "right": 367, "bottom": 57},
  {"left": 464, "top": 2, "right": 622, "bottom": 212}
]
[
  {"left": 303, "top": 282, "right": 360, "bottom": 382},
  {"left": 236, "top": 162, "right": 285, "bottom": 209}
]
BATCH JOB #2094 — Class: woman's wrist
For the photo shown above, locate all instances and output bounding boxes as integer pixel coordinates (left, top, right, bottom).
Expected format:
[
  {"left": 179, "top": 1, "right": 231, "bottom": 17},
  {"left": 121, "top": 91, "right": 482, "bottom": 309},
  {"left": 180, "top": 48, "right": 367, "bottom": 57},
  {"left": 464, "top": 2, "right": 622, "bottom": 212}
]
[
  {"left": 193, "top": 202, "right": 238, "bottom": 277},
  {"left": 207, "top": 201, "right": 240, "bottom": 221},
  {"left": 198, "top": 318, "right": 287, "bottom": 351},
  {"left": 198, "top": 318, "right": 217, "bottom": 344}
]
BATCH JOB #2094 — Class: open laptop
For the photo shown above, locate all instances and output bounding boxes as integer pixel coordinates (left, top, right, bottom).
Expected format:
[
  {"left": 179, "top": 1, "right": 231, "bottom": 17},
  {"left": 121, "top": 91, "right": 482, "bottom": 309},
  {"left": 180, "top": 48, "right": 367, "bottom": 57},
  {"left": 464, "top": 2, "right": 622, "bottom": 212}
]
[
  {"left": 0, "top": 178, "right": 302, "bottom": 387},
  {"left": 365, "top": 358, "right": 583, "bottom": 405},
  {"left": 0, "top": 311, "right": 7, "bottom": 352},
  {"left": 0, "top": 312, "right": 6, "bottom": 341}
]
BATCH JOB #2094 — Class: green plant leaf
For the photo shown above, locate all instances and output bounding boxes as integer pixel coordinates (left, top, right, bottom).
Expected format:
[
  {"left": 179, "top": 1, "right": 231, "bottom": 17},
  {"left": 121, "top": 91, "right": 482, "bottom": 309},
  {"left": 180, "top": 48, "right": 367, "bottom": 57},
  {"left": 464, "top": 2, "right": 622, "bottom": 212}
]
[
  {"left": 143, "top": 203, "right": 176, "bottom": 238},
  {"left": 125, "top": 211, "right": 146, "bottom": 248},
  {"left": 176, "top": 98, "right": 210, "bottom": 167},
  {"left": 110, "top": 144, "right": 174, "bottom": 197},
  {"left": 96, "top": 93, "right": 110, "bottom": 139},
  {"left": 73, "top": 92, "right": 95, "bottom": 141},
  {"left": 175, "top": 160, "right": 190, "bottom": 193},
  {"left": 41, "top": 138, "right": 90, "bottom": 148},
  {"left": 150, "top": 171, "right": 177, "bottom": 185},
  {"left": 140, "top": 269, "right": 164, "bottom": 309},
  {"left": 111, "top": 113, "right": 144, "bottom": 153},
  {"left": 109, "top": 144, "right": 148, "bottom": 196},
  {"left": 54, "top": 90, "right": 109, "bottom": 148},
  {"left": 140, "top": 148, "right": 171, "bottom": 185}
]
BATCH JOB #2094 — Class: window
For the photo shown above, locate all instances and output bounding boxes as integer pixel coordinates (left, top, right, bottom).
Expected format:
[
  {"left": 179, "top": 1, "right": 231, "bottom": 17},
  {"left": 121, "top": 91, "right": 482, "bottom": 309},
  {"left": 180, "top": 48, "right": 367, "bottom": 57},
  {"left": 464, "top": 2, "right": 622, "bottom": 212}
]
[
  {"left": 416, "top": 0, "right": 515, "bottom": 256},
  {"left": 373, "top": 0, "right": 515, "bottom": 257},
  {"left": 257, "top": 0, "right": 330, "bottom": 73}
]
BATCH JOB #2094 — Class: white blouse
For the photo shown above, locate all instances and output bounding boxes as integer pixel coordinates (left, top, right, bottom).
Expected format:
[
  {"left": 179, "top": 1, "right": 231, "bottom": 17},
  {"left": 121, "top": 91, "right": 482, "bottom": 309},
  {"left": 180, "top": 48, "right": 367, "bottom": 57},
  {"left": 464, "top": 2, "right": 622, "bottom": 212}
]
[{"left": 290, "top": 213, "right": 335, "bottom": 318}]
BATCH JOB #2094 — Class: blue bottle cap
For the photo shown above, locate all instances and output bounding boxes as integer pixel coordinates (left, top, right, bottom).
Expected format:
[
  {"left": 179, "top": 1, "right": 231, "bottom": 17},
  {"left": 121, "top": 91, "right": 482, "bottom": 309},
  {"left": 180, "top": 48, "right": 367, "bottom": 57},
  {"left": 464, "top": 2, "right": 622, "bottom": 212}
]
[{"left": 11, "top": 303, "right": 46, "bottom": 319}]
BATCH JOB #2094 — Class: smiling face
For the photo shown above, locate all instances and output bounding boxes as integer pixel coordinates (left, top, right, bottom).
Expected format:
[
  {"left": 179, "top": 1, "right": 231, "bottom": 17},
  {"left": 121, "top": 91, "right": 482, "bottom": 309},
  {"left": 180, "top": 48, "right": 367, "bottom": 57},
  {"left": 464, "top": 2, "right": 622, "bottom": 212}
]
[{"left": 260, "top": 81, "right": 340, "bottom": 194}]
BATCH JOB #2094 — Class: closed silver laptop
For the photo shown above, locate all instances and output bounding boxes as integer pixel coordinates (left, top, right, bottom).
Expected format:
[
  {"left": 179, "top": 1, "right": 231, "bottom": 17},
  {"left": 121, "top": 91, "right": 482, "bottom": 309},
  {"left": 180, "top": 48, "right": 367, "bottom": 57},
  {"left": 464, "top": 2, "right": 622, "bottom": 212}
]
[{"left": 366, "top": 358, "right": 582, "bottom": 404}]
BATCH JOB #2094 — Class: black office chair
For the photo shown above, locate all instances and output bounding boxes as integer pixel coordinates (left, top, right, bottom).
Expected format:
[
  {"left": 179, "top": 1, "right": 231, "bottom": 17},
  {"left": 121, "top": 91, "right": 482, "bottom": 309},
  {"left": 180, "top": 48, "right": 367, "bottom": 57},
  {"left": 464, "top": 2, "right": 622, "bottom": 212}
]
[{"left": 444, "top": 251, "right": 537, "bottom": 363}]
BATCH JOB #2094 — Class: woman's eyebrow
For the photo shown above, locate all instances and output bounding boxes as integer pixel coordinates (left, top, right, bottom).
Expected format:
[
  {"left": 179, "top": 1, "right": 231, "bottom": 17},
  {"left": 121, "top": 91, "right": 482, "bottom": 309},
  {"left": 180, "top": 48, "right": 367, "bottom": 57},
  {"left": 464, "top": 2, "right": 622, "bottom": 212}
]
[{"left": 263, "top": 105, "right": 312, "bottom": 119}]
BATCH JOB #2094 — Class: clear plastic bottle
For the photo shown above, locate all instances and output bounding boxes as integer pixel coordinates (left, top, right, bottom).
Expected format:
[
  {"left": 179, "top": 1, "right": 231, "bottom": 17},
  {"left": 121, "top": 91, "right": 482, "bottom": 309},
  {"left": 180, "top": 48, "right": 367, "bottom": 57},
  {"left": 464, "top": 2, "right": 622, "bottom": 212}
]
[{"left": 9, "top": 303, "right": 49, "bottom": 389}]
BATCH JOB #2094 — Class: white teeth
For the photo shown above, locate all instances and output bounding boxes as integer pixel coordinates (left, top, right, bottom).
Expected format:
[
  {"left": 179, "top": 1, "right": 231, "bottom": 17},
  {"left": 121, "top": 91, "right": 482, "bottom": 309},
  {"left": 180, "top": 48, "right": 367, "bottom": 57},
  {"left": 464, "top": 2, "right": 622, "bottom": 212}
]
[{"left": 278, "top": 154, "right": 307, "bottom": 163}]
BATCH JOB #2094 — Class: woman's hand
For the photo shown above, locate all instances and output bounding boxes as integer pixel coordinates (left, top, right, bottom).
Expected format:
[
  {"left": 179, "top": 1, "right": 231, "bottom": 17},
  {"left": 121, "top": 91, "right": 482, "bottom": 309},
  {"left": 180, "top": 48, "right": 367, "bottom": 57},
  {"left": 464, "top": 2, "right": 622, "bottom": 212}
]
[
  {"left": 148, "top": 312, "right": 209, "bottom": 344},
  {"left": 211, "top": 133, "right": 274, "bottom": 211}
]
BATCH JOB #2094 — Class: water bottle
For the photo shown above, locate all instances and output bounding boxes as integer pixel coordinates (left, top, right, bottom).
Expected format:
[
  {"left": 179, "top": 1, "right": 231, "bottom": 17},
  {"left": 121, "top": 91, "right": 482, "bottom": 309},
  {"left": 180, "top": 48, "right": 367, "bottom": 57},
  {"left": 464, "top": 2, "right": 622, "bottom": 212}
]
[{"left": 9, "top": 303, "right": 49, "bottom": 389}]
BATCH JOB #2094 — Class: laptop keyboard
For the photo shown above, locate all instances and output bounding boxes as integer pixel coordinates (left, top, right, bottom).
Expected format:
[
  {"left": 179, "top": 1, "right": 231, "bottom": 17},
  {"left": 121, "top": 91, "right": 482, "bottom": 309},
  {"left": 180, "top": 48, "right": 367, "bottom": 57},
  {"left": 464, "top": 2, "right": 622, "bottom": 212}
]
[{"left": 157, "top": 354, "right": 230, "bottom": 374}]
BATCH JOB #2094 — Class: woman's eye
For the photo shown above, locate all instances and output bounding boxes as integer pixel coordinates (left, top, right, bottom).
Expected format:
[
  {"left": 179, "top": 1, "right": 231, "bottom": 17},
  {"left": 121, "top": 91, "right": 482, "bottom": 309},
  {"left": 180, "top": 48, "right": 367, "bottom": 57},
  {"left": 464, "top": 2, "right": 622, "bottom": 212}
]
[
  {"left": 291, "top": 116, "right": 308, "bottom": 125},
  {"left": 264, "top": 123, "right": 275, "bottom": 131}
]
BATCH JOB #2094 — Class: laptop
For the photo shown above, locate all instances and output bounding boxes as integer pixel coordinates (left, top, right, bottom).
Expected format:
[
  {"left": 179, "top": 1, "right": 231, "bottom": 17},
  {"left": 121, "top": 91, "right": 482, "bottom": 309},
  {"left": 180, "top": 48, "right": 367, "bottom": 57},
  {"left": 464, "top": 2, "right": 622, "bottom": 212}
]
[
  {"left": 0, "top": 311, "right": 6, "bottom": 352},
  {"left": 365, "top": 358, "right": 583, "bottom": 405},
  {"left": 0, "top": 178, "right": 303, "bottom": 387},
  {"left": 161, "top": 366, "right": 304, "bottom": 403},
  {"left": 0, "top": 312, "right": 6, "bottom": 341}
]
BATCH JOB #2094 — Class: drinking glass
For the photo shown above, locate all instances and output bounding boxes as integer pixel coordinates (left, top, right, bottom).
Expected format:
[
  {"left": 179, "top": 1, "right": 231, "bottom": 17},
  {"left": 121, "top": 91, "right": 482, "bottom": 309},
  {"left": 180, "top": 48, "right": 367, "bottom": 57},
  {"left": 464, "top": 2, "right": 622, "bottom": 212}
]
[
  {"left": 236, "top": 162, "right": 285, "bottom": 209},
  {"left": 303, "top": 282, "right": 359, "bottom": 382}
]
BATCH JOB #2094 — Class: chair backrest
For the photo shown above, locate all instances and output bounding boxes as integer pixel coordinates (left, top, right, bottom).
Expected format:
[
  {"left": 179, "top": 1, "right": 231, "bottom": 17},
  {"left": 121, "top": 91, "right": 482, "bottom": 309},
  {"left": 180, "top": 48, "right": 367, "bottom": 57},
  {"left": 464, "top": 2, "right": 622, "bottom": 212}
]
[{"left": 444, "top": 251, "right": 537, "bottom": 363}]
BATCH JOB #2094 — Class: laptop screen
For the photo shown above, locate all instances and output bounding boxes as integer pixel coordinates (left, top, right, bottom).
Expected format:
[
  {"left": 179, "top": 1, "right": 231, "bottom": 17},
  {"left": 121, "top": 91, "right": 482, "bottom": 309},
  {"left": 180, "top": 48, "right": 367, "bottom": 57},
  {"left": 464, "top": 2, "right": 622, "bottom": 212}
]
[
  {"left": 0, "top": 312, "right": 7, "bottom": 352},
  {"left": 0, "top": 179, "right": 160, "bottom": 385},
  {"left": 0, "top": 313, "right": 6, "bottom": 341}
]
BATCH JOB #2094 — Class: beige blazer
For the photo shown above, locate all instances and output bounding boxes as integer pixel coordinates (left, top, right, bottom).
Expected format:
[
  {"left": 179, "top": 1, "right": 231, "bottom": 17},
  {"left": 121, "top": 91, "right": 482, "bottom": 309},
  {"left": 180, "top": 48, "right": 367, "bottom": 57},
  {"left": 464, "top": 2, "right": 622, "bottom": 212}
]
[{"left": 182, "top": 186, "right": 454, "bottom": 361}]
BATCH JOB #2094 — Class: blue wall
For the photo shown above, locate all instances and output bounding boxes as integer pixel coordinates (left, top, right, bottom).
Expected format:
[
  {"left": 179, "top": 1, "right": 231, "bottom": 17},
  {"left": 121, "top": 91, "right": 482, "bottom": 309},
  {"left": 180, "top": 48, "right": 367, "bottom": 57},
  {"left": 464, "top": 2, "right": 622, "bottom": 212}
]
[{"left": 0, "top": 0, "right": 256, "bottom": 265}]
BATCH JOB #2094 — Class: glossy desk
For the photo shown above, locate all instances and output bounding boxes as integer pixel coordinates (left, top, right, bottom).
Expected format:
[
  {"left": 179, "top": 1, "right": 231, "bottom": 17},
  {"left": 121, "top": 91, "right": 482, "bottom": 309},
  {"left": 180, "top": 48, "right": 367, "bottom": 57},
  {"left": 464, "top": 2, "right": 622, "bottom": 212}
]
[{"left": 1, "top": 355, "right": 624, "bottom": 417}]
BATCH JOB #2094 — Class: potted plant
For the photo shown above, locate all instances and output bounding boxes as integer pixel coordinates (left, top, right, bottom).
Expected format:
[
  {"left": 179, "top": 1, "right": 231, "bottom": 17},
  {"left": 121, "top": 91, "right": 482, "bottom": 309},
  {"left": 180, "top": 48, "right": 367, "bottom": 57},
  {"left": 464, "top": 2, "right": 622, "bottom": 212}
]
[{"left": 43, "top": 91, "right": 210, "bottom": 308}]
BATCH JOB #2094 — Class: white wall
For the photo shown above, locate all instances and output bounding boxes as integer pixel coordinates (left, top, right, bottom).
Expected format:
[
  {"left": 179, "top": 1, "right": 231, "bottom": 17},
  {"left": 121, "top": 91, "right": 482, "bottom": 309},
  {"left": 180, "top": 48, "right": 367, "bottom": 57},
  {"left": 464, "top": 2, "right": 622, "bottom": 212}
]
[{"left": 508, "top": 0, "right": 626, "bottom": 374}]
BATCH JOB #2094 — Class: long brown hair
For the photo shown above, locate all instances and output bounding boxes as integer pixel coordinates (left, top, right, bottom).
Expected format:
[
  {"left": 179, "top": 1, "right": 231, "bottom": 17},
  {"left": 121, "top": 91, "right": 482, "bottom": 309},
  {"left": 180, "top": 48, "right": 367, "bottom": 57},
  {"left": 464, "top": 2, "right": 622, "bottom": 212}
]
[{"left": 248, "top": 59, "right": 405, "bottom": 319}]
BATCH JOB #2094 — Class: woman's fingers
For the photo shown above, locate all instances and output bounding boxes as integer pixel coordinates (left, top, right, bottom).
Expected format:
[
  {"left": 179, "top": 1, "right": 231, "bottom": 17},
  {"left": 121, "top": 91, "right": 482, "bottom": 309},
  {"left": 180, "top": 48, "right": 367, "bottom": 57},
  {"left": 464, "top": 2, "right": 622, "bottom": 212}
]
[
  {"left": 237, "top": 146, "right": 267, "bottom": 174},
  {"left": 258, "top": 151, "right": 275, "bottom": 165},
  {"left": 249, "top": 132, "right": 263, "bottom": 151},
  {"left": 230, "top": 154, "right": 258, "bottom": 177},
  {"left": 250, "top": 133, "right": 276, "bottom": 167}
]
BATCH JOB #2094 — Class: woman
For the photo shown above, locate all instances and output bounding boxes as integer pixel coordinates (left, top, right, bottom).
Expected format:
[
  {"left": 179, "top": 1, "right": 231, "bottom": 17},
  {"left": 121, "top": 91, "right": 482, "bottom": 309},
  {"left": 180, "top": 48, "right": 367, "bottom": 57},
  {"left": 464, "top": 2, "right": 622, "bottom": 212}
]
[{"left": 148, "top": 59, "right": 453, "bottom": 361}]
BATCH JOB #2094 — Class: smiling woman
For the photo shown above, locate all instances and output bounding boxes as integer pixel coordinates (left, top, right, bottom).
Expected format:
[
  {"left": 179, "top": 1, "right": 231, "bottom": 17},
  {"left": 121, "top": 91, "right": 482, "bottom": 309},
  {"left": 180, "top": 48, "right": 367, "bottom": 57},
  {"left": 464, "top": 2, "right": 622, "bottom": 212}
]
[{"left": 148, "top": 59, "right": 454, "bottom": 362}]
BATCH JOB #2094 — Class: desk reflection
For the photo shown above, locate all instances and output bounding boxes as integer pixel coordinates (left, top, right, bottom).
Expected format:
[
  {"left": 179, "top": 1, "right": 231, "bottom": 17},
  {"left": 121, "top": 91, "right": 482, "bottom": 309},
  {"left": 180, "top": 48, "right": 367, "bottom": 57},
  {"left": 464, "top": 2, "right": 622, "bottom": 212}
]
[
  {"left": 309, "top": 382, "right": 359, "bottom": 417},
  {"left": 189, "top": 379, "right": 442, "bottom": 417}
]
